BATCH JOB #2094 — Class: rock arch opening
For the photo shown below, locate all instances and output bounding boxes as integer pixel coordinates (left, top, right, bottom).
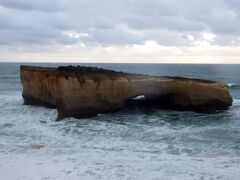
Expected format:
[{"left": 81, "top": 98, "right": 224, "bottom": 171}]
[{"left": 128, "top": 93, "right": 176, "bottom": 109}]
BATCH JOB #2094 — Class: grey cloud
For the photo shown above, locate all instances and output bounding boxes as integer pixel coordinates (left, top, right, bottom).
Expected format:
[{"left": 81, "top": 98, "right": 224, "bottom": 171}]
[
  {"left": 0, "top": 0, "right": 64, "bottom": 12},
  {"left": 0, "top": 28, "right": 76, "bottom": 45},
  {"left": 224, "top": 0, "right": 240, "bottom": 10},
  {"left": 124, "top": 15, "right": 205, "bottom": 32},
  {"left": 89, "top": 26, "right": 143, "bottom": 45},
  {"left": 0, "top": 0, "right": 239, "bottom": 47}
]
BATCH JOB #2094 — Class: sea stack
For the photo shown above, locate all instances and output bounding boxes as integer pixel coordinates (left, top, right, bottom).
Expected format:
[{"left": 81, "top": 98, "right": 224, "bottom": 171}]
[{"left": 20, "top": 65, "right": 233, "bottom": 120}]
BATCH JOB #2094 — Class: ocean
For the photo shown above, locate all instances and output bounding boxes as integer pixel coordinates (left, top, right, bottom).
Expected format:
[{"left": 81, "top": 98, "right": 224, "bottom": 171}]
[{"left": 0, "top": 63, "right": 240, "bottom": 180}]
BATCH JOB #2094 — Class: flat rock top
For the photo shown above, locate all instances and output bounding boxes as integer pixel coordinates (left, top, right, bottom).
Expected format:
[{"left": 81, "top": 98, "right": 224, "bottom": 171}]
[{"left": 20, "top": 65, "right": 224, "bottom": 85}]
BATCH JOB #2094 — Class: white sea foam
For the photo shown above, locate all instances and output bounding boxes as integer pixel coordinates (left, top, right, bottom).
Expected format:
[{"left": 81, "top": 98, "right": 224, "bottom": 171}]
[
  {"left": 233, "top": 99, "right": 240, "bottom": 105},
  {"left": 228, "top": 83, "right": 237, "bottom": 87},
  {"left": 228, "top": 83, "right": 240, "bottom": 89},
  {"left": 1, "top": 92, "right": 240, "bottom": 179},
  {"left": 1, "top": 149, "right": 240, "bottom": 180}
]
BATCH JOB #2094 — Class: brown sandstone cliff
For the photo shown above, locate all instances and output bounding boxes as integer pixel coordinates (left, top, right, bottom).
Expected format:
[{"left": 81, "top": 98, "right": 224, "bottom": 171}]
[{"left": 20, "top": 65, "right": 233, "bottom": 120}]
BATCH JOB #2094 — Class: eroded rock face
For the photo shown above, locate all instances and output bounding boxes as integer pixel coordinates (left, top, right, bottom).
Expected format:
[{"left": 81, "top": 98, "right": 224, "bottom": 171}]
[{"left": 20, "top": 65, "right": 233, "bottom": 120}]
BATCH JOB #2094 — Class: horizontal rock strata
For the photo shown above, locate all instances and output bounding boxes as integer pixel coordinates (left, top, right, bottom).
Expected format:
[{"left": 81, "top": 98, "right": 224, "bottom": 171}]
[{"left": 20, "top": 65, "right": 233, "bottom": 120}]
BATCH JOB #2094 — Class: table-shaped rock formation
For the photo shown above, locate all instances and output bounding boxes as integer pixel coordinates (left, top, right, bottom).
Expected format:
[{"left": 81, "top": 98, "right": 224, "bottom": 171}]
[{"left": 20, "top": 65, "right": 233, "bottom": 120}]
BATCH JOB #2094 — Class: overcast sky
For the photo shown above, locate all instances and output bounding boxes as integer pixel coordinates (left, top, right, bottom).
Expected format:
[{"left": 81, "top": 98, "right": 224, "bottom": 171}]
[{"left": 0, "top": 0, "right": 240, "bottom": 63}]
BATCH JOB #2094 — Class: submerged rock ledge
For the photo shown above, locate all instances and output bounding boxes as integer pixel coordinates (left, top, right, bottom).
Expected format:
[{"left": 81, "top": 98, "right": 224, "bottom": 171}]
[{"left": 20, "top": 65, "right": 233, "bottom": 120}]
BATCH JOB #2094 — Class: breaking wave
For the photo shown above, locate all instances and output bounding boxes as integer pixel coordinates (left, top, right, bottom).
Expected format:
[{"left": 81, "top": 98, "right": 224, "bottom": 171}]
[{"left": 228, "top": 83, "right": 240, "bottom": 89}]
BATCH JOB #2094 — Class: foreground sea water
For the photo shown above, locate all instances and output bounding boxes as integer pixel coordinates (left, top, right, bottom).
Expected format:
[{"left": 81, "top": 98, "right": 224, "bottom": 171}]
[{"left": 0, "top": 63, "right": 240, "bottom": 180}]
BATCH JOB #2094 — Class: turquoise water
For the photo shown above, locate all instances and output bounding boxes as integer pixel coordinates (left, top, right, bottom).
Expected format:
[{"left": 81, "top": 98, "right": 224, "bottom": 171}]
[{"left": 0, "top": 63, "right": 240, "bottom": 180}]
